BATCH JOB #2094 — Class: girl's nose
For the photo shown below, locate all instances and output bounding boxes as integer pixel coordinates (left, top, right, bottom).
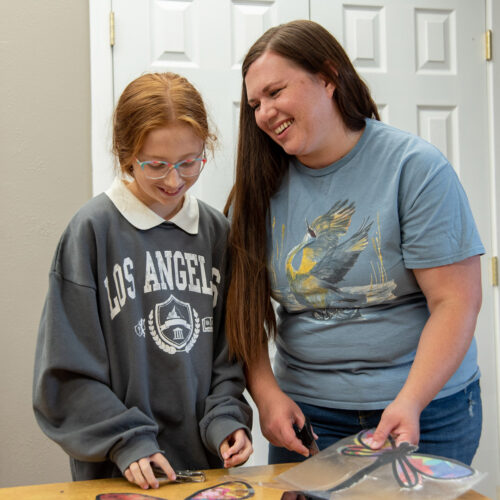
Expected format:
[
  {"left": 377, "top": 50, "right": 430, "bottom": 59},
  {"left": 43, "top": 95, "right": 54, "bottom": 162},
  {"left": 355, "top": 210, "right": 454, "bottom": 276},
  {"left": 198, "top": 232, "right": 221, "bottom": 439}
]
[{"left": 163, "top": 167, "right": 183, "bottom": 189}]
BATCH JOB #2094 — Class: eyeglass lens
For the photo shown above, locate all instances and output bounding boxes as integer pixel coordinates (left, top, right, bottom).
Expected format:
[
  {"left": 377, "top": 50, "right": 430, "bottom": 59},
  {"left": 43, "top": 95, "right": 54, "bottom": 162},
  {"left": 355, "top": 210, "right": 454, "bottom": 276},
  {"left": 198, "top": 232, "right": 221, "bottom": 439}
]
[{"left": 144, "top": 158, "right": 204, "bottom": 179}]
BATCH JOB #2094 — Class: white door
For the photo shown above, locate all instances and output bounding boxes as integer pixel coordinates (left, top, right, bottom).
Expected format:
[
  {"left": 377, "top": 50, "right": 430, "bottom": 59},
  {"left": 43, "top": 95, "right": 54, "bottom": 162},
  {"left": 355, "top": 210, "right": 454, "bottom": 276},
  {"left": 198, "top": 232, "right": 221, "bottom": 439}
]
[
  {"left": 104, "top": 0, "right": 499, "bottom": 493},
  {"left": 312, "top": 1, "right": 498, "bottom": 497},
  {"left": 112, "top": 0, "right": 309, "bottom": 210}
]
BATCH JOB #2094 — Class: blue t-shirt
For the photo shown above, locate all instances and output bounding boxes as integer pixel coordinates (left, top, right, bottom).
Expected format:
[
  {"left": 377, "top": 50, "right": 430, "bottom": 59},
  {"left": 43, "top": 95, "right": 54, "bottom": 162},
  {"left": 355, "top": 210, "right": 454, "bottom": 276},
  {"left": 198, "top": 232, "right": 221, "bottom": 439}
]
[{"left": 267, "top": 118, "right": 484, "bottom": 410}]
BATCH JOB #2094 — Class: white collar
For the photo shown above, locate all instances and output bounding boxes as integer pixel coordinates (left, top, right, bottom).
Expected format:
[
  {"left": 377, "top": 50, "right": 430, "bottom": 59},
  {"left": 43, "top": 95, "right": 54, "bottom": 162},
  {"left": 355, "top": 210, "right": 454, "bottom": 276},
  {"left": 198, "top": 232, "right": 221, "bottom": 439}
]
[{"left": 105, "top": 178, "right": 199, "bottom": 234}]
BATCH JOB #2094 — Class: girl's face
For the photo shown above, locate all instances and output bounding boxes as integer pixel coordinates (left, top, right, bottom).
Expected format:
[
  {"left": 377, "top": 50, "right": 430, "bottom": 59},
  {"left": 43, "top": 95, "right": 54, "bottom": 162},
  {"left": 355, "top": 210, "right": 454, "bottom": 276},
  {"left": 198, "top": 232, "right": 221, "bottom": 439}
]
[
  {"left": 245, "top": 51, "right": 338, "bottom": 167},
  {"left": 128, "top": 122, "right": 204, "bottom": 220}
]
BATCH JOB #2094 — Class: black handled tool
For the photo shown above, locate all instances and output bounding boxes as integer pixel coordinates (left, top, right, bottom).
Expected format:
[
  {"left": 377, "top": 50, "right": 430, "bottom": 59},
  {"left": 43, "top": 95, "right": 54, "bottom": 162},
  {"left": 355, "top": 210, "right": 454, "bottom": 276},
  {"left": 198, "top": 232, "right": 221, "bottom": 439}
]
[{"left": 293, "top": 416, "right": 319, "bottom": 456}]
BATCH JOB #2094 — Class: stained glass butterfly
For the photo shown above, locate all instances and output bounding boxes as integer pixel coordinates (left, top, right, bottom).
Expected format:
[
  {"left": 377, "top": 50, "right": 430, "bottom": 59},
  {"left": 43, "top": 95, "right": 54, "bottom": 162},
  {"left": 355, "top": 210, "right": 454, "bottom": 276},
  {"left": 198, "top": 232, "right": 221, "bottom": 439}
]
[
  {"left": 96, "top": 494, "right": 165, "bottom": 500},
  {"left": 184, "top": 480, "right": 254, "bottom": 500},
  {"left": 330, "top": 428, "right": 475, "bottom": 491}
]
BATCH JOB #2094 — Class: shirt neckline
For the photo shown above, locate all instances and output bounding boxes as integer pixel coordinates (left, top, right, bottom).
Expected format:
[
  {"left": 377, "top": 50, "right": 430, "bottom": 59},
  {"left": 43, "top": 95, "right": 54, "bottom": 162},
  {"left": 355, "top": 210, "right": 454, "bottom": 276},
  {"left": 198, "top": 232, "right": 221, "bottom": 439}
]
[
  {"left": 292, "top": 118, "right": 372, "bottom": 177},
  {"left": 105, "top": 178, "right": 199, "bottom": 234}
]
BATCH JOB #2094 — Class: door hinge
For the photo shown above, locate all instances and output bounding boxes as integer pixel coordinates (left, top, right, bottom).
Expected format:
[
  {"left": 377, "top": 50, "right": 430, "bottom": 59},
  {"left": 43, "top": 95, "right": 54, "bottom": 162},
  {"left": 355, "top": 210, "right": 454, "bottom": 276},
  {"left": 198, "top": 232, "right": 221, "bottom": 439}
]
[
  {"left": 110, "top": 11, "right": 115, "bottom": 47},
  {"left": 486, "top": 29, "right": 492, "bottom": 61},
  {"left": 492, "top": 256, "right": 498, "bottom": 287}
]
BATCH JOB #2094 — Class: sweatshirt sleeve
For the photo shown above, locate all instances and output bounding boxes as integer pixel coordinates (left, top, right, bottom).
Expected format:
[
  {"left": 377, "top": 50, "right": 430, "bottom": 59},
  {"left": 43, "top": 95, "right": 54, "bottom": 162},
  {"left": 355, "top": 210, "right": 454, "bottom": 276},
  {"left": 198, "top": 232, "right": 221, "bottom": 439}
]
[
  {"left": 33, "top": 255, "right": 161, "bottom": 473},
  {"left": 198, "top": 241, "right": 252, "bottom": 457},
  {"left": 199, "top": 329, "right": 253, "bottom": 457}
]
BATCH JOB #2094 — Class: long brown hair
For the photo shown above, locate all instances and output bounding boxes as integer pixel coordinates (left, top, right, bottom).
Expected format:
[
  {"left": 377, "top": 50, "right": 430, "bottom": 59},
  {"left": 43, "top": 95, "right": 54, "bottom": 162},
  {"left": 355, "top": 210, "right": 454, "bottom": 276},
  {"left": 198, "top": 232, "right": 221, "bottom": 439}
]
[
  {"left": 224, "top": 20, "right": 379, "bottom": 365},
  {"left": 113, "top": 72, "right": 216, "bottom": 176}
]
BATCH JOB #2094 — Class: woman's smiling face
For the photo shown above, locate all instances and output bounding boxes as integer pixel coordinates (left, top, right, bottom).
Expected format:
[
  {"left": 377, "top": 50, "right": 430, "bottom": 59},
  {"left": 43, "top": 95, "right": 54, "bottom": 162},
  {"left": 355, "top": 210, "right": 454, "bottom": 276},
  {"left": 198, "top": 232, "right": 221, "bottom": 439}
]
[{"left": 245, "top": 50, "right": 338, "bottom": 168}]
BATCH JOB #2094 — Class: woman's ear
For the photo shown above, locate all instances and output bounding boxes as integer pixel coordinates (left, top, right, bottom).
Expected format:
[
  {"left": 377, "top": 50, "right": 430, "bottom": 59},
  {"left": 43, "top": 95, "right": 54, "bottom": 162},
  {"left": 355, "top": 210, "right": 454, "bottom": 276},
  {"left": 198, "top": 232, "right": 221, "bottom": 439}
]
[
  {"left": 325, "top": 78, "right": 336, "bottom": 97},
  {"left": 317, "top": 72, "right": 336, "bottom": 97},
  {"left": 319, "top": 60, "right": 338, "bottom": 96}
]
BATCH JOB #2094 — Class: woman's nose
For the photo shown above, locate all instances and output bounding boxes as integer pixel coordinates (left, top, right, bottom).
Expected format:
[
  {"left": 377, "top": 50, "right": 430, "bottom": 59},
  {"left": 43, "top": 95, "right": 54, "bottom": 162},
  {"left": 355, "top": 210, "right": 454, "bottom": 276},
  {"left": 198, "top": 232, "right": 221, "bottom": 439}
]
[{"left": 257, "top": 99, "right": 277, "bottom": 126}]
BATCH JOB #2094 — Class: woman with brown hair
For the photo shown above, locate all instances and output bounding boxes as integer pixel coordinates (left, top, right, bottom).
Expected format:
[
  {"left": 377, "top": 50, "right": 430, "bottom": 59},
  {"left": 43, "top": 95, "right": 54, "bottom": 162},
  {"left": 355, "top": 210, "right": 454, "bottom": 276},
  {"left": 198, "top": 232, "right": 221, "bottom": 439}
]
[
  {"left": 225, "top": 20, "right": 483, "bottom": 465},
  {"left": 33, "top": 72, "right": 252, "bottom": 490}
]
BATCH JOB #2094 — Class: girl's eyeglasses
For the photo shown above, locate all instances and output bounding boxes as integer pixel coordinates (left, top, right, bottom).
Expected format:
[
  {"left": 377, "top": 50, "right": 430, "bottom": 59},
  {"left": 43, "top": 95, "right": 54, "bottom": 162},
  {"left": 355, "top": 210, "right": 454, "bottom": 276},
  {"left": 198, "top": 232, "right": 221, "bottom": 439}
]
[{"left": 135, "top": 153, "right": 206, "bottom": 180}]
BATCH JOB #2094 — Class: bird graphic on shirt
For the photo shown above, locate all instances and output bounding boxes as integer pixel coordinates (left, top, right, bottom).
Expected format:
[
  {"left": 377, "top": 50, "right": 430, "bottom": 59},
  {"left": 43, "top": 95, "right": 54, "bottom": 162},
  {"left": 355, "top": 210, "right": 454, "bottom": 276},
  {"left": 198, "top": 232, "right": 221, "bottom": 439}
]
[
  {"left": 285, "top": 200, "right": 395, "bottom": 310},
  {"left": 285, "top": 200, "right": 371, "bottom": 307}
]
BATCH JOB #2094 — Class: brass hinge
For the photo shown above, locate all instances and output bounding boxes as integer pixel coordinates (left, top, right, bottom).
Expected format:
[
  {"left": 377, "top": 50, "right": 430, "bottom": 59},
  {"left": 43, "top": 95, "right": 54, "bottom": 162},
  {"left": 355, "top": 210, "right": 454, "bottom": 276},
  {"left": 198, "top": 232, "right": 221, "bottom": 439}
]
[
  {"left": 110, "top": 11, "right": 115, "bottom": 47},
  {"left": 493, "top": 256, "right": 498, "bottom": 287},
  {"left": 486, "top": 29, "right": 492, "bottom": 61}
]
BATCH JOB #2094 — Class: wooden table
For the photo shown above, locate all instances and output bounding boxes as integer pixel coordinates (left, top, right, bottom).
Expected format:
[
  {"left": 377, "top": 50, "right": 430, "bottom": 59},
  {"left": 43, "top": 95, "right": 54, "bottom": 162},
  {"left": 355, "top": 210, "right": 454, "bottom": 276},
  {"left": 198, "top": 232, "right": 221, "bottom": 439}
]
[{"left": 0, "top": 463, "right": 490, "bottom": 499}]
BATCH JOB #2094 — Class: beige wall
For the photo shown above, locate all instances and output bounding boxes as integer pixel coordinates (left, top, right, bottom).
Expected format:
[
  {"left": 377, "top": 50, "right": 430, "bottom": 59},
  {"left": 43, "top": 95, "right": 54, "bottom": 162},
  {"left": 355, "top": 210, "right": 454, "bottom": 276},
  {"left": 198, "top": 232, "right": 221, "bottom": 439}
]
[{"left": 0, "top": 0, "right": 91, "bottom": 487}]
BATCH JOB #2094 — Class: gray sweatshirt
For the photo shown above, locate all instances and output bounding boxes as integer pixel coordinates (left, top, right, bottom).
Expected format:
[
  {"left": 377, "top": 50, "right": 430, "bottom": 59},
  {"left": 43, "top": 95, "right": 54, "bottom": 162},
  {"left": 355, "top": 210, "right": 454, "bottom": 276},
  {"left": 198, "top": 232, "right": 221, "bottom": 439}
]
[{"left": 33, "top": 179, "right": 252, "bottom": 480}]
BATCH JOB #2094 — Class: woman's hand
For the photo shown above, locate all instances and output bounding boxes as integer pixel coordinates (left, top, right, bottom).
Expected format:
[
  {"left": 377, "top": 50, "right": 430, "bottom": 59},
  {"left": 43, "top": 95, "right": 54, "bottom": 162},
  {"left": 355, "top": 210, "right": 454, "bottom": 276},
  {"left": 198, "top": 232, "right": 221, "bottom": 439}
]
[
  {"left": 257, "top": 386, "right": 311, "bottom": 457},
  {"left": 124, "top": 452, "right": 176, "bottom": 490},
  {"left": 368, "top": 395, "right": 422, "bottom": 449},
  {"left": 245, "top": 342, "right": 311, "bottom": 457},
  {"left": 220, "top": 428, "right": 253, "bottom": 468}
]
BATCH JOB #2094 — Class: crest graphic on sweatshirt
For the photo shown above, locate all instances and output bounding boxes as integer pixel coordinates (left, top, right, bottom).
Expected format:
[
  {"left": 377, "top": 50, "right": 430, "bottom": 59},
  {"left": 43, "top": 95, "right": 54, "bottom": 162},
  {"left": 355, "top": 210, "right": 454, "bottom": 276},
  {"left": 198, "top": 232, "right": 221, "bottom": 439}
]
[{"left": 148, "top": 295, "right": 200, "bottom": 354}]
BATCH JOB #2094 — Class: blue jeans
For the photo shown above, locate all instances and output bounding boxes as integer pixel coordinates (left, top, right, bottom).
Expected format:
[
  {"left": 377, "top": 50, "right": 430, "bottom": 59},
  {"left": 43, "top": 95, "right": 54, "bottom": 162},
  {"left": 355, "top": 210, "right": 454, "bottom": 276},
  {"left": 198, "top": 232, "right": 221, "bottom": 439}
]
[{"left": 269, "top": 380, "right": 482, "bottom": 466}]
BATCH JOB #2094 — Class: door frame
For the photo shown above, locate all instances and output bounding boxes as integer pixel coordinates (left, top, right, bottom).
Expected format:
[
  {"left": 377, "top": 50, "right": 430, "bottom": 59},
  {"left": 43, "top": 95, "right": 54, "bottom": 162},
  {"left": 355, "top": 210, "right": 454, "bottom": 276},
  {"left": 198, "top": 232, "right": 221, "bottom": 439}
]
[
  {"left": 89, "top": 0, "right": 500, "bottom": 482},
  {"left": 487, "top": 0, "right": 500, "bottom": 427},
  {"left": 89, "top": 0, "right": 114, "bottom": 194}
]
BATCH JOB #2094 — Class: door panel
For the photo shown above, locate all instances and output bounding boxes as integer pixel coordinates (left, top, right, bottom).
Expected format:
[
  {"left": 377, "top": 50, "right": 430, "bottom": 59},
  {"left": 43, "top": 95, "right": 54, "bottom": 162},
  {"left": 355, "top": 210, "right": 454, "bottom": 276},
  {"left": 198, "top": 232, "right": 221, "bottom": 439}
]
[
  {"left": 311, "top": 0, "right": 485, "bottom": 182},
  {"left": 311, "top": 1, "right": 498, "bottom": 497},
  {"left": 113, "top": 0, "right": 309, "bottom": 209}
]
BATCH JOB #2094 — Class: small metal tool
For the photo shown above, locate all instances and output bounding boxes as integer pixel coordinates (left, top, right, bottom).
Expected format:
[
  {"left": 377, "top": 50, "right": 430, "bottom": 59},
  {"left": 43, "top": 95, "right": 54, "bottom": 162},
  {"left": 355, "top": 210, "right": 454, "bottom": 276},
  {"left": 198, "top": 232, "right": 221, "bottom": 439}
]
[{"left": 152, "top": 465, "right": 206, "bottom": 483}]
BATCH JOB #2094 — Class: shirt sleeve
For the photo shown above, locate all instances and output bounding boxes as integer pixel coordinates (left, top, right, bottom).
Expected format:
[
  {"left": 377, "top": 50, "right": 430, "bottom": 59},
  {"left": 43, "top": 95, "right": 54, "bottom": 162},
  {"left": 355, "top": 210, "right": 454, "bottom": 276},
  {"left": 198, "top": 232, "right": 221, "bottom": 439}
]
[
  {"left": 398, "top": 147, "right": 484, "bottom": 269},
  {"left": 33, "top": 251, "right": 161, "bottom": 474},
  {"left": 199, "top": 327, "right": 253, "bottom": 457}
]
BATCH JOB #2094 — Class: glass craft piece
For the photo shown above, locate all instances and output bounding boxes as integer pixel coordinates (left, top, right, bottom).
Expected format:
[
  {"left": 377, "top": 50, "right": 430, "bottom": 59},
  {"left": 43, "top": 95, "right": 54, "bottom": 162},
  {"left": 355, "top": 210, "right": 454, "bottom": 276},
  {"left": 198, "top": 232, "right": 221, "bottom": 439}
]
[
  {"left": 276, "top": 428, "right": 484, "bottom": 499},
  {"left": 184, "top": 480, "right": 255, "bottom": 499},
  {"left": 96, "top": 494, "right": 166, "bottom": 500}
]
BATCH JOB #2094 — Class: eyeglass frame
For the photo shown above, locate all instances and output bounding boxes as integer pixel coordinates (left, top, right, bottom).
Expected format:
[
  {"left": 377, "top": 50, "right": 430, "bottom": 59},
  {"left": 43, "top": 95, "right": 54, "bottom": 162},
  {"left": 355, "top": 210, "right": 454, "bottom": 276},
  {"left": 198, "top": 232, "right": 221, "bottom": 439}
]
[{"left": 135, "top": 150, "right": 207, "bottom": 180}]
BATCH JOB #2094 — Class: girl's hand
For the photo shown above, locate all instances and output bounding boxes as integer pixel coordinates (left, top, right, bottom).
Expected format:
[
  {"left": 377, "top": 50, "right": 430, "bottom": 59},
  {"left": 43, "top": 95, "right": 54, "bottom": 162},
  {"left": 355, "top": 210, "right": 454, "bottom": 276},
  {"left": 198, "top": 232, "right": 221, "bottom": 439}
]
[
  {"left": 124, "top": 452, "right": 176, "bottom": 489},
  {"left": 220, "top": 428, "right": 253, "bottom": 468}
]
